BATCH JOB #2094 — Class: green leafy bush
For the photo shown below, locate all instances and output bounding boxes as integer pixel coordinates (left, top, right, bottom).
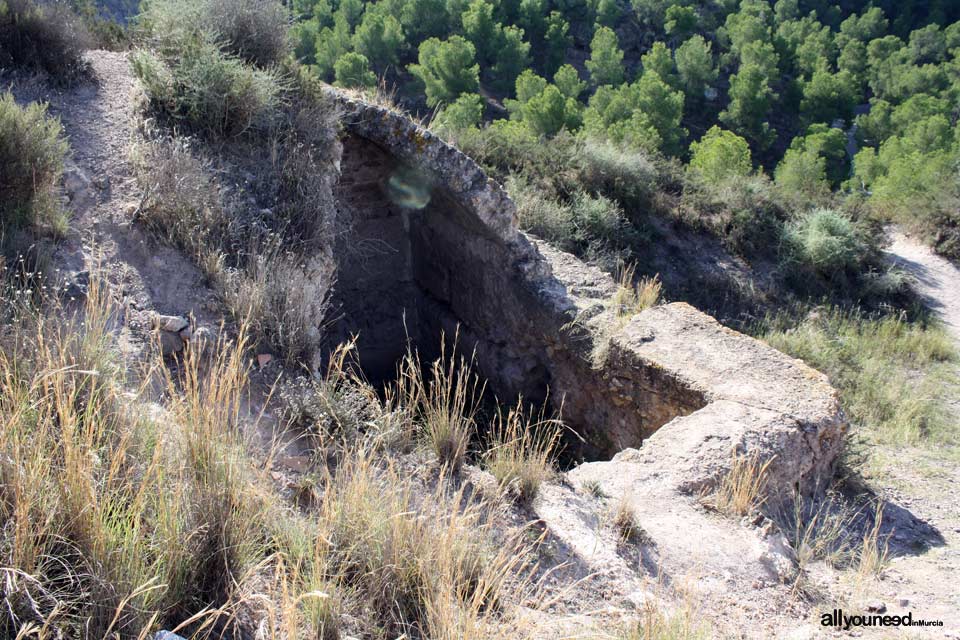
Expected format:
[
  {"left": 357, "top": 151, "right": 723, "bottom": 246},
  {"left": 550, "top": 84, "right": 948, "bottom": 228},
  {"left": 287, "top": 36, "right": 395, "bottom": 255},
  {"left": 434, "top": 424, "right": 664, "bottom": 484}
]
[
  {"left": 574, "top": 138, "right": 657, "bottom": 212},
  {"left": 689, "top": 126, "right": 752, "bottom": 184},
  {"left": 507, "top": 175, "right": 637, "bottom": 263},
  {"left": 787, "top": 208, "right": 869, "bottom": 278},
  {"left": 0, "top": 94, "right": 68, "bottom": 233},
  {"left": 408, "top": 36, "right": 480, "bottom": 106},
  {"left": 432, "top": 92, "right": 484, "bottom": 133},
  {"left": 334, "top": 51, "right": 377, "bottom": 88}
]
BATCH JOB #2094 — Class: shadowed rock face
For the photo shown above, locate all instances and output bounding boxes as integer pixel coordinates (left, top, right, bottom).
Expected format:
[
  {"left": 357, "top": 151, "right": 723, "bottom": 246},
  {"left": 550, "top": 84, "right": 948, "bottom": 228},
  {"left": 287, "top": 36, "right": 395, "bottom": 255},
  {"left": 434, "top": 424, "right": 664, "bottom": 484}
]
[{"left": 324, "top": 89, "right": 846, "bottom": 500}]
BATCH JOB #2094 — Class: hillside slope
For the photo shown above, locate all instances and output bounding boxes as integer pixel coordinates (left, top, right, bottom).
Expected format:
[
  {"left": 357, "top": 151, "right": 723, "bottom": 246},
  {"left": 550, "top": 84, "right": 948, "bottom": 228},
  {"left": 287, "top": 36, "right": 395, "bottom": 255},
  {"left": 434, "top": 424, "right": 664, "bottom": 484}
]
[{"left": 2, "top": 46, "right": 959, "bottom": 639}]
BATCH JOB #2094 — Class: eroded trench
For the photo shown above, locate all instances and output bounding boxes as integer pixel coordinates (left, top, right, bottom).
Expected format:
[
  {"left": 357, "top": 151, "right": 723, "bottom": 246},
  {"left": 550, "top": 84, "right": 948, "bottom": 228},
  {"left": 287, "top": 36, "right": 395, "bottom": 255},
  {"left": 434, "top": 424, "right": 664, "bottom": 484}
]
[{"left": 324, "top": 135, "right": 708, "bottom": 461}]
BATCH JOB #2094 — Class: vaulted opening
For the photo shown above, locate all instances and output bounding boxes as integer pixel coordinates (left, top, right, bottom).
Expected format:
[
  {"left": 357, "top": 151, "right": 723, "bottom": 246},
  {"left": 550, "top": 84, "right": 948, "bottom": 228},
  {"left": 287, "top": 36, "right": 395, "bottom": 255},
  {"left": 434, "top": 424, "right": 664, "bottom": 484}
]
[{"left": 324, "top": 134, "right": 708, "bottom": 462}]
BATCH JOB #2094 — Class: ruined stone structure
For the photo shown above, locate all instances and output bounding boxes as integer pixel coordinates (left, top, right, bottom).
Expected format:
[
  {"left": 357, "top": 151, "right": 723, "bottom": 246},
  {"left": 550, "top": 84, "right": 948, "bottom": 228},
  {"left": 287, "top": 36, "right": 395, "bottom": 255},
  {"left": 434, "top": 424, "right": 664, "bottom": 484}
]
[{"left": 324, "top": 90, "right": 847, "bottom": 502}]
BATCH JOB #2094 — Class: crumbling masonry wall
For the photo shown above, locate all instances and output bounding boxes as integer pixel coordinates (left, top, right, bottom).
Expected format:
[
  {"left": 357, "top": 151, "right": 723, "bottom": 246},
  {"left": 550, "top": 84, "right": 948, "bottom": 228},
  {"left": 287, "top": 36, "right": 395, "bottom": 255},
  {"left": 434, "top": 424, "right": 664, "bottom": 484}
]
[{"left": 325, "top": 90, "right": 847, "bottom": 499}]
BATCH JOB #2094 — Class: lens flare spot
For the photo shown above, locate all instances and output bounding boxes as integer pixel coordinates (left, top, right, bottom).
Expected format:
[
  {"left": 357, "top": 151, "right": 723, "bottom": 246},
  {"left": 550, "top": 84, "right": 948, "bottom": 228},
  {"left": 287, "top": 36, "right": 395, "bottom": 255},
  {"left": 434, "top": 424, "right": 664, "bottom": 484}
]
[{"left": 387, "top": 168, "right": 431, "bottom": 209}]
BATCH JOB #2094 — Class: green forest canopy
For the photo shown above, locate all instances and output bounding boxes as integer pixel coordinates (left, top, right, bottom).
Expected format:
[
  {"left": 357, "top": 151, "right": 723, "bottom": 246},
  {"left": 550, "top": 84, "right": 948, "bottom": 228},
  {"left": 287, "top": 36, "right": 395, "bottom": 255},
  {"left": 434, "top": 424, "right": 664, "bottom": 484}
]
[{"left": 292, "top": 0, "right": 960, "bottom": 256}]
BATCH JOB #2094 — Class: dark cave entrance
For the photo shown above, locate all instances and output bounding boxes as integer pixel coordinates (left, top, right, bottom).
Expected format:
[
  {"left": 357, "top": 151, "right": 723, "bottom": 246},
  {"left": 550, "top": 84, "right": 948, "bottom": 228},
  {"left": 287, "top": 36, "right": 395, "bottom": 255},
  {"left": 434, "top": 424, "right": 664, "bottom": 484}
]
[{"left": 326, "top": 136, "right": 551, "bottom": 399}]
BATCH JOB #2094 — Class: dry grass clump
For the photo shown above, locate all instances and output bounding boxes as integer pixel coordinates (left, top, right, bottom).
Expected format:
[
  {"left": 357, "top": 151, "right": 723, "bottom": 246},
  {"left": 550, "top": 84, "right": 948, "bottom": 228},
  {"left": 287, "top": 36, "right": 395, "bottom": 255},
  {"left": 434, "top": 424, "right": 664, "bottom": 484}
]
[
  {"left": 200, "top": 0, "right": 291, "bottom": 67},
  {"left": 297, "top": 452, "right": 528, "bottom": 638},
  {"left": 612, "top": 264, "right": 662, "bottom": 319},
  {"left": 702, "top": 449, "right": 773, "bottom": 517},
  {"left": 279, "top": 339, "right": 382, "bottom": 448},
  {"left": 130, "top": 136, "right": 229, "bottom": 256},
  {"left": 621, "top": 604, "right": 710, "bottom": 640},
  {"left": 0, "top": 277, "right": 533, "bottom": 639},
  {"left": 612, "top": 494, "right": 646, "bottom": 544},
  {"left": 0, "top": 281, "right": 269, "bottom": 637},
  {"left": 393, "top": 340, "right": 484, "bottom": 472},
  {"left": 131, "top": 137, "right": 334, "bottom": 365},
  {"left": 856, "top": 503, "right": 889, "bottom": 578},
  {"left": 482, "top": 402, "right": 562, "bottom": 504},
  {"left": 775, "top": 493, "right": 889, "bottom": 585},
  {"left": 0, "top": 94, "right": 69, "bottom": 236},
  {"left": 220, "top": 244, "right": 332, "bottom": 366},
  {"left": 0, "top": 0, "right": 91, "bottom": 82},
  {"left": 614, "top": 584, "right": 710, "bottom": 640}
]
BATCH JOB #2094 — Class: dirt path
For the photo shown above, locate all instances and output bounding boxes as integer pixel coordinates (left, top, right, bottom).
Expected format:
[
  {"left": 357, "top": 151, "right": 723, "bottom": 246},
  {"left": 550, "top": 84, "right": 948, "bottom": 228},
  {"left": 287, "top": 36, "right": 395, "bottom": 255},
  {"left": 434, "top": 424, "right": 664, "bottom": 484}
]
[
  {"left": 887, "top": 229, "right": 960, "bottom": 342},
  {"left": 850, "top": 228, "right": 960, "bottom": 638},
  {"left": 5, "top": 50, "right": 220, "bottom": 360}
]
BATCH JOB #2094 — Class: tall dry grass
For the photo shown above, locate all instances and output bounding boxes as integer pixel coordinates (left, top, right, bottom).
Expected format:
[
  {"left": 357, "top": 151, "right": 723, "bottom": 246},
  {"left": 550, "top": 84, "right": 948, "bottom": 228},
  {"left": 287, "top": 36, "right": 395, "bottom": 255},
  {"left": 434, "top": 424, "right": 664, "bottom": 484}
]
[
  {"left": 0, "top": 278, "right": 275, "bottom": 637},
  {"left": 482, "top": 402, "right": 562, "bottom": 504},
  {"left": 702, "top": 450, "right": 773, "bottom": 517},
  {"left": 392, "top": 338, "right": 484, "bottom": 472},
  {"left": 612, "top": 264, "right": 662, "bottom": 320},
  {"left": 0, "top": 278, "right": 534, "bottom": 638}
]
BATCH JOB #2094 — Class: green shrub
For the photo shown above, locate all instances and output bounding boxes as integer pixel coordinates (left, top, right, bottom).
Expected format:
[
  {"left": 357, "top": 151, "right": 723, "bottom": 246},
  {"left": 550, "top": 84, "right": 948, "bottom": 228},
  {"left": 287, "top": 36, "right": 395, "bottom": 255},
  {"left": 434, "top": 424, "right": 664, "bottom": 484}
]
[
  {"left": 689, "top": 126, "right": 752, "bottom": 184},
  {"left": 139, "top": 0, "right": 290, "bottom": 68},
  {"left": 679, "top": 173, "right": 787, "bottom": 260},
  {"left": 787, "top": 208, "right": 869, "bottom": 278},
  {"left": 575, "top": 138, "right": 657, "bottom": 211},
  {"left": 408, "top": 36, "right": 479, "bottom": 107},
  {"left": 571, "top": 190, "right": 632, "bottom": 254},
  {"left": 334, "top": 51, "right": 377, "bottom": 88},
  {"left": 507, "top": 175, "right": 637, "bottom": 264},
  {"left": 201, "top": 0, "right": 291, "bottom": 67},
  {"left": 854, "top": 144, "right": 960, "bottom": 260},
  {"left": 0, "top": 94, "right": 69, "bottom": 233},
  {"left": 70, "top": 0, "right": 131, "bottom": 51},
  {"left": 0, "top": 0, "right": 91, "bottom": 82},
  {"left": 132, "top": 43, "right": 282, "bottom": 138},
  {"left": 506, "top": 174, "right": 575, "bottom": 249},
  {"left": 431, "top": 92, "right": 483, "bottom": 134},
  {"left": 586, "top": 25, "right": 624, "bottom": 86},
  {"left": 454, "top": 119, "right": 576, "bottom": 183},
  {"left": 133, "top": 0, "right": 290, "bottom": 137}
]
